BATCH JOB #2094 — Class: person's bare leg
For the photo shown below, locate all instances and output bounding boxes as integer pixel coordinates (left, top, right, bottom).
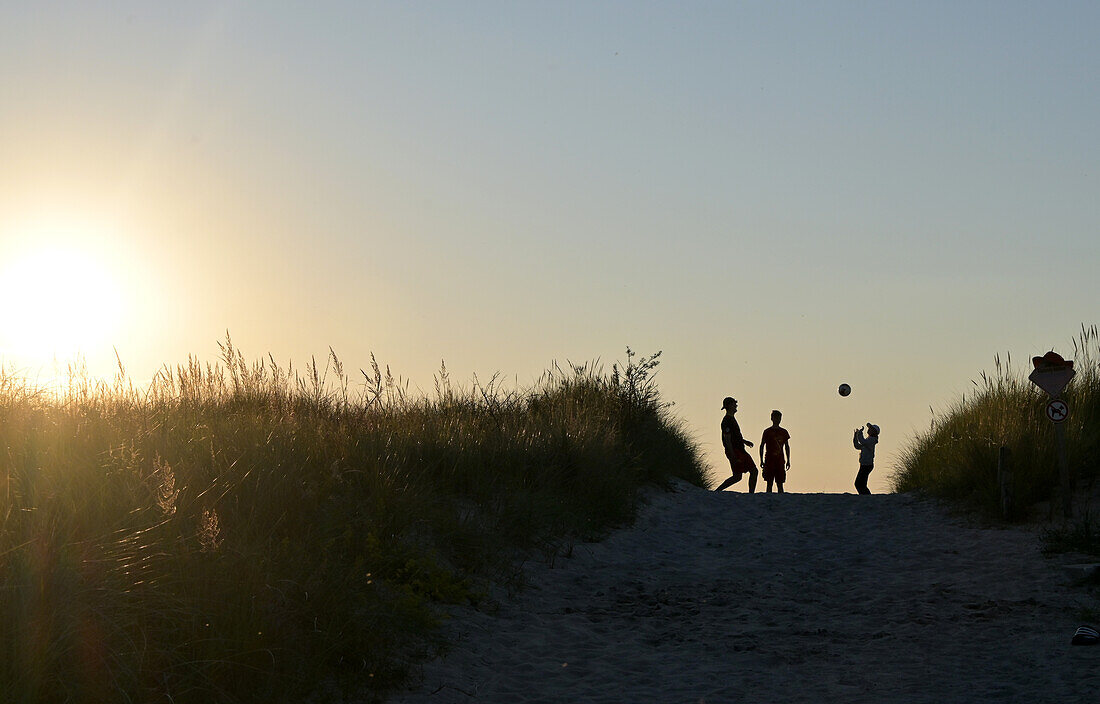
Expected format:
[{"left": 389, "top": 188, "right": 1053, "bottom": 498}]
[{"left": 715, "top": 474, "right": 739, "bottom": 491}]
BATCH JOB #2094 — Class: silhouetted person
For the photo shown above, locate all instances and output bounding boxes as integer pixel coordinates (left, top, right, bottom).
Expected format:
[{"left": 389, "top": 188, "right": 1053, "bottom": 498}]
[
  {"left": 853, "top": 422, "right": 880, "bottom": 494},
  {"left": 759, "top": 410, "right": 791, "bottom": 493},
  {"left": 715, "top": 397, "right": 756, "bottom": 492}
]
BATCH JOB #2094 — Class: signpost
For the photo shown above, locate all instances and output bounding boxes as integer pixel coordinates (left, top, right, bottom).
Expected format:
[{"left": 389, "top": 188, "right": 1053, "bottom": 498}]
[
  {"left": 1029, "top": 351, "right": 1075, "bottom": 518},
  {"left": 1029, "top": 365, "right": 1075, "bottom": 398},
  {"left": 1046, "top": 399, "right": 1068, "bottom": 424}
]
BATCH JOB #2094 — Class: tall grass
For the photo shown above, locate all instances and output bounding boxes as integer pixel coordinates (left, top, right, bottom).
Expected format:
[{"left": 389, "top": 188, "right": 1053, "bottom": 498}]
[
  {"left": 0, "top": 340, "right": 705, "bottom": 703},
  {"left": 892, "top": 325, "right": 1100, "bottom": 519}
]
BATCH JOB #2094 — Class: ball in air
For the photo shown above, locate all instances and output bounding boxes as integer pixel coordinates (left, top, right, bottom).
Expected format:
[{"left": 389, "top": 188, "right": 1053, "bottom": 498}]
[{"left": 838, "top": 383, "right": 851, "bottom": 397}]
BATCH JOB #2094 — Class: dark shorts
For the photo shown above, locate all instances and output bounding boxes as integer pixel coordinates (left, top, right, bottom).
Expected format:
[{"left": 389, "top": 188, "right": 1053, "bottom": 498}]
[
  {"left": 762, "top": 456, "right": 786, "bottom": 483},
  {"left": 727, "top": 449, "right": 755, "bottom": 476}
]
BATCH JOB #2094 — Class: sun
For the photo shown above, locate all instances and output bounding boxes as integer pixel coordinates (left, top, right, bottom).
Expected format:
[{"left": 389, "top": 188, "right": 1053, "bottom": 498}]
[{"left": 0, "top": 236, "right": 127, "bottom": 364}]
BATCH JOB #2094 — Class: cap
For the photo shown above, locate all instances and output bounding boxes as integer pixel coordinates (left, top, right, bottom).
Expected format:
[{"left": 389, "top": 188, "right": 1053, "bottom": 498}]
[
  {"left": 867, "top": 423, "right": 880, "bottom": 436},
  {"left": 722, "top": 396, "right": 736, "bottom": 409}
]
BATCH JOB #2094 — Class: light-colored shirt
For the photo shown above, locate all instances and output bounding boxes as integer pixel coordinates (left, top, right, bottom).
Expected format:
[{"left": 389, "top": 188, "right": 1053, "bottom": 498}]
[{"left": 854, "top": 430, "right": 878, "bottom": 465}]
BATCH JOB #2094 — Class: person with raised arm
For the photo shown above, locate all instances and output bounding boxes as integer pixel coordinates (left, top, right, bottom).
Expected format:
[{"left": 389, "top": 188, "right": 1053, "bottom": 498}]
[{"left": 853, "top": 422, "right": 880, "bottom": 494}]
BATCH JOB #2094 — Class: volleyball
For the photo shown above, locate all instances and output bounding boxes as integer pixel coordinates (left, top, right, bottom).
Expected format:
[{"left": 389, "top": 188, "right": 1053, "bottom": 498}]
[{"left": 838, "top": 383, "right": 851, "bottom": 397}]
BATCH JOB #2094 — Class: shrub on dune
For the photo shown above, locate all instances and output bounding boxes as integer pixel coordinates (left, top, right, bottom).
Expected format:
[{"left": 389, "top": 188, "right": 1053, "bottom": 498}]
[
  {"left": 0, "top": 340, "right": 705, "bottom": 703},
  {"left": 893, "top": 325, "right": 1100, "bottom": 520}
]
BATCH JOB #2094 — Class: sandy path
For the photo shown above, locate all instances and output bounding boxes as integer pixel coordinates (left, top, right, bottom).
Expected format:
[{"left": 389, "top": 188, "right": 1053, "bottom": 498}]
[{"left": 390, "top": 483, "right": 1100, "bottom": 703}]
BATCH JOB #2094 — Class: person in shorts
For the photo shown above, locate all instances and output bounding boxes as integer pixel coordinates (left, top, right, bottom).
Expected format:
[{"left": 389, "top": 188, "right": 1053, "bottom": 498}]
[
  {"left": 759, "top": 410, "right": 791, "bottom": 493},
  {"left": 715, "top": 397, "right": 756, "bottom": 492}
]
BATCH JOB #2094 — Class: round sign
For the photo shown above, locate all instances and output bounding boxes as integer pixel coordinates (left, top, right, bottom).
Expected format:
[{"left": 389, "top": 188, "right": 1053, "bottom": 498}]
[{"left": 1046, "top": 399, "right": 1069, "bottom": 423}]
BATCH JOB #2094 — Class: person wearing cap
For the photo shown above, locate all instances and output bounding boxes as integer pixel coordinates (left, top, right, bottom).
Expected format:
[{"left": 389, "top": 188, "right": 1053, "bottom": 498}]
[
  {"left": 715, "top": 397, "right": 757, "bottom": 492},
  {"left": 853, "top": 422, "right": 880, "bottom": 494}
]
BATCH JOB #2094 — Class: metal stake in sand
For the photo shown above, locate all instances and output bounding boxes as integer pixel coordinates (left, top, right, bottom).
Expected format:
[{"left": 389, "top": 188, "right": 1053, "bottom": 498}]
[
  {"left": 997, "top": 446, "right": 1012, "bottom": 520},
  {"left": 1028, "top": 351, "right": 1075, "bottom": 519}
]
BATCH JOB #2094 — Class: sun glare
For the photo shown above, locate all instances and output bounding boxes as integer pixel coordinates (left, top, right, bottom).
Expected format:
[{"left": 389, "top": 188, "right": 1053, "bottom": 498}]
[{"left": 0, "top": 224, "right": 127, "bottom": 365}]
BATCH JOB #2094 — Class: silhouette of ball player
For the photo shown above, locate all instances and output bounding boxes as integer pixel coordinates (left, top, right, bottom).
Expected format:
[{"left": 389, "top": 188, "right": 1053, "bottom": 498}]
[
  {"left": 715, "top": 397, "right": 757, "bottom": 492},
  {"left": 853, "top": 422, "right": 880, "bottom": 494},
  {"left": 759, "top": 410, "right": 791, "bottom": 493}
]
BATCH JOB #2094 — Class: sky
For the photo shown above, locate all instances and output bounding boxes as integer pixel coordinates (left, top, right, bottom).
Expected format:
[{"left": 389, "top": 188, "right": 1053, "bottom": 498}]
[{"left": 1, "top": 1, "right": 1098, "bottom": 492}]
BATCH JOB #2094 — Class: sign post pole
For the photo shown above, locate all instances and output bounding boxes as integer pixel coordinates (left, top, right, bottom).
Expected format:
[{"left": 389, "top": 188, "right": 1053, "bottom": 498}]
[
  {"left": 1057, "top": 421, "right": 1070, "bottom": 519},
  {"left": 1029, "top": 351, "right": 1075, "bottom": 520}
]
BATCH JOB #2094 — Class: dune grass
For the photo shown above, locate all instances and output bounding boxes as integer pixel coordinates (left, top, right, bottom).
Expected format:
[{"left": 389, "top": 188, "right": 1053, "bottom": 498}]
[
  {"left": 0, "top": 340, "right": 706, "bottom": 703},
  {"left": 892, "top": 325, "right": 1100, "bottom": 520}
]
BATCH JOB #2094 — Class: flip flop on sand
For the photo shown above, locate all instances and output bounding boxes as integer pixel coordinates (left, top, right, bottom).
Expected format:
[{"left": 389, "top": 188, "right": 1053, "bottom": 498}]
[{"left": 1071, "top": 626, "right": 1099, "bottom": 645}]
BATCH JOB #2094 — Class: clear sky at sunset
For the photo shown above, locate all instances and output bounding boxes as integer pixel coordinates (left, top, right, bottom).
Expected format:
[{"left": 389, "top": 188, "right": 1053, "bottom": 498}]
[{"left": 2, "top": 2, "right": 1098, "bottom": 491}]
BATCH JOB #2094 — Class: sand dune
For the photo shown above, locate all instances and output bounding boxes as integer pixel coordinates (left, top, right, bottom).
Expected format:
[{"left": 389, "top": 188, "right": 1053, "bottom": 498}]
[{"left": 390, "top": 482, "right": 1100, "bottom": 703}]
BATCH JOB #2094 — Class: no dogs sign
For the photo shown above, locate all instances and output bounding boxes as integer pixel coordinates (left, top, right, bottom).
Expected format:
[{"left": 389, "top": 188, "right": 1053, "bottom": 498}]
[{"left": 1046, "top": 399, "right": 1068, "bottom": 424}]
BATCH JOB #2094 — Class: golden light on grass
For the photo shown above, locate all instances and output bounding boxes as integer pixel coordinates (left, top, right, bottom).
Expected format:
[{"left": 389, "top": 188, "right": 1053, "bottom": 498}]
[{"left": 0, "top": 218, "right": 127, "bottom": 363}]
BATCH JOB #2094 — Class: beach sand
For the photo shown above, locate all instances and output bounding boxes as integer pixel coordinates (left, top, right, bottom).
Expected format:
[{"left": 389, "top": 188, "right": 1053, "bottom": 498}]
[{"left": 390, "top": 482, "right": 1100, "bottom": 703}]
